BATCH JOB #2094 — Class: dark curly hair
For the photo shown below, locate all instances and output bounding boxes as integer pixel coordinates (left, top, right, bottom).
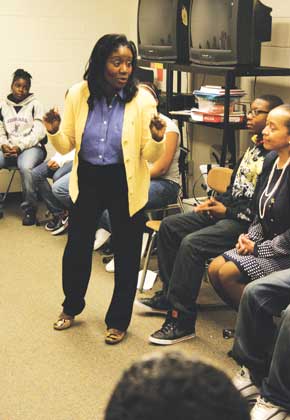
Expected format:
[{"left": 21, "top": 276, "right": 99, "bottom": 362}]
[
  {"left": 83, "top": 34, "right": 138, "bottom": 109},
  {"left": 12, "top": 68, "right": 32, "bottom": 90},
  {"left": 105, "top": 352, "right": 250, "bottom": 420}
]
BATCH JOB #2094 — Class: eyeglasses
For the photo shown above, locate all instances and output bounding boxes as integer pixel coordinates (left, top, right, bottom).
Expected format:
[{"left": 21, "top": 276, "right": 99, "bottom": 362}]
[{"left": 248, "top": 109, "right": 269, "bottom": 117}]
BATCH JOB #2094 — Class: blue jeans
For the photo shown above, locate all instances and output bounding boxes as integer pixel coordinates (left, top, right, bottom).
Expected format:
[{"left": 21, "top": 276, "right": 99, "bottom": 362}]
[
  {"left": 232, "top": 269, "right": 290, "bottom": 411},
  {"left": 32, "top": 160, "right": 72, "bottom": 215},
  {"left": 99, "top": 179, "right": 180, "bottom": 232},
  {"left": 0, "top": 147, "right": 45, "bottom": 209}
]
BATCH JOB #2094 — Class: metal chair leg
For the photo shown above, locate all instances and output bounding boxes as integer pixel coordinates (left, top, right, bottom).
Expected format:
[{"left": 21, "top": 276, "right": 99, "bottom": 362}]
[{"left": 138, "top": 230, "right": 157, "bottom": 292}]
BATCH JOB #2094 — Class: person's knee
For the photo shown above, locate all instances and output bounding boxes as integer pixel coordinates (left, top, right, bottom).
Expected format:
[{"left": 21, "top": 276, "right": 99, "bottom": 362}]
[
  {"left": 216, "top": 263, "right": 238, "bottom": 288},
  {"left": 208, "top": 257, "right": 225, "bottom": 284},
  {"left": 51, "top": 182, "right": 62, "bottom": 197}
]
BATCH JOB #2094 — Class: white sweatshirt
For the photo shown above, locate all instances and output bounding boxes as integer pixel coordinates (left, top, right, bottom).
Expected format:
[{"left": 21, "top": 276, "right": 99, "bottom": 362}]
[{"left": 0, "top": 93, "right": 46, "bottom": 151}]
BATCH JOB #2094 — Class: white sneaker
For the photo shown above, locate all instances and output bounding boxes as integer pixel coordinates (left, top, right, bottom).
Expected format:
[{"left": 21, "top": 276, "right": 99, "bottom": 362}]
[
  {"left": 233, "top": 367, "right": 260, "bottom": 405},
  {"left": 94, "top": 228, "right": 111, "bottom": 250},
  {"left": 105, "top": 258, "right": 115, "bottom": 273},
  {"left": 104, "top": 232, "right": 149, "bottom": 274},
  {"left": 251, "top": 397, "right": 288, "bottom": 420}
]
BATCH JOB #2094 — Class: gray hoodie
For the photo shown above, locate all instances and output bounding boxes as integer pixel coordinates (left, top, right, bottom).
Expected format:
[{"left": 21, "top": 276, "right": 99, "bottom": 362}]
[{"left": 0, "top": 93, "right": 46, "bottom": 151}]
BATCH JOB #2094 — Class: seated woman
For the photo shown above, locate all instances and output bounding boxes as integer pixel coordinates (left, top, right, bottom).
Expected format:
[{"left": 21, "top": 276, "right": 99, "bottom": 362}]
[
  {"left": 32, "top": 149, "right": 75, "bottom": 235},
  {"left": 95, "top": 82, "right": 181, "bottom": 272},
  {"left": 0, "top": 68, "right": 46, "bottom": 225},
  {"left": 209, "top": 104, "right": 290, "bottom": 310}
]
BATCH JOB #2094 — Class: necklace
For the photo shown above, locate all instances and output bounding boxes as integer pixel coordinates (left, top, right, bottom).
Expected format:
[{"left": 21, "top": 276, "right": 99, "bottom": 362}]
[{"left": 259, "top": 156, "right": 290, "bottom": 219}]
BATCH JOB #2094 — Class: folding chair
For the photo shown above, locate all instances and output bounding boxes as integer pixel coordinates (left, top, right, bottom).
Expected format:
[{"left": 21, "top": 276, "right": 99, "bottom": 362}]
[
  {"left": 0, "top": 165, "right": 19, "bottom": 218},
  {"left": 200, "top": 166, "right": 234, "bottom": 310},
  {"left": 138, "top": 191, "right": 184, "bottom": 292}
]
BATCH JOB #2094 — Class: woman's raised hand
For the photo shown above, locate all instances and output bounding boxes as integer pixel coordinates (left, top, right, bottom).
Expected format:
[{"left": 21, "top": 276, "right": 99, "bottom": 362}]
[
  {"left": 149, "top": 114, "right": 166, "bottom": 142},
  {"left": 43, "top": 108, "right": 61, "bottom": 134}
]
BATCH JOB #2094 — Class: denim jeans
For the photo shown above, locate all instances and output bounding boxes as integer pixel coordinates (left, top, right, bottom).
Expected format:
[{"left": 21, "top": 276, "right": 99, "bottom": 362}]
[
  {"left": 0, "top": 147, "right": 45, "bottom": 209},
  {"left": 159, "top": 211, "right": 247, "bottom": 321},
  {"left": 232, "top": 269, "right": 290, "bottom": 411},
  {"left": 32, "top": 160, "right": 72, "bottom": 215},
  {"left": 98, "top": 178, "right": 180, "bottom": 232}
]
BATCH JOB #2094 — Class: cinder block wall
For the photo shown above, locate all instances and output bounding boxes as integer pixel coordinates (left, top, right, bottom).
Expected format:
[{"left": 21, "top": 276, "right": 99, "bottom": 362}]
[
  {"left": 1, "top": 0, "right": 289, "bottom": 194},
  {"left": 0, "top": 0, "right": 137, "bottom": 192}
]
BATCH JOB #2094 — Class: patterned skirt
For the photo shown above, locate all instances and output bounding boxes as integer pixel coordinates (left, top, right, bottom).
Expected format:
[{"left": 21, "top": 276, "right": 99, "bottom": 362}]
[{"left": 223, "top": 248, "right": 290, "bottom": 282}]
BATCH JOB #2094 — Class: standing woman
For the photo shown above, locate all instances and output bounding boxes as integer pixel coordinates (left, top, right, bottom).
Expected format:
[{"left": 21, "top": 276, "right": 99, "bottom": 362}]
[
  {"left": 43, "top": 34, "right": 166, "bottom": 344},
  {"left": 0, "top": 69, "right": 46, "bottom": 224},
  {"left": 209, "top": 104, "right": 290, "bottom": 309}
]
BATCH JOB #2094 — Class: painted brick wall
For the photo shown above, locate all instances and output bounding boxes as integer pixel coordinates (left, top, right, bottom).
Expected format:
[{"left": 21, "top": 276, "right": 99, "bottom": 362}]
[{"left": 0, "top": 0, "right": 138, "bottom": 191}]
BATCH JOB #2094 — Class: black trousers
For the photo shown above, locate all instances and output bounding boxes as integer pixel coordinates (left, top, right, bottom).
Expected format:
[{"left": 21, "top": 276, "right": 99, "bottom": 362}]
[{"left": 62, "top": 160, "right": 145, "bottom": 331}]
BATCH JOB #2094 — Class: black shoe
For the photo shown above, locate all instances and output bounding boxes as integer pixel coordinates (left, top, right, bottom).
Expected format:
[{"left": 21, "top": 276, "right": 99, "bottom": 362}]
[
  {"left": 22, "top": 208, "right": 36, "bottom": 226},
  {"left": 45, "top": 215, "right": 60, "bottom": 231},
  {"left": 135, "top": 290, "right": 171, "bottom": 314},
  {"left": 51, "top": 215, "right": 69, "bottom": 235},
  {"left": 149, "top": 311, "right": 195, "bottom": 345}
]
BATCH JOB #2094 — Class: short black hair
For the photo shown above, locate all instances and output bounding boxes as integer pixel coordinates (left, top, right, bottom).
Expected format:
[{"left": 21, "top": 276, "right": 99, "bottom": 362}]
[
  {"left": 258, "top": 94, "right": 283, "bottom": 111},
  {"left": 12, "top": 68, "right": 32, "bottom": 89},
  {"left": 83, "top": 33, "right": 138, "bottom": 109},
  {"left": 105, "top": 352, "right": 250, "bottom": 420}
]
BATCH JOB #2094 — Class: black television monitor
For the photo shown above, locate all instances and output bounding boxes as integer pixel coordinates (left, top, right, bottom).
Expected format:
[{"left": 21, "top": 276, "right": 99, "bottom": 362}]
[
  {"left": 189, "top": 0, "right": 272, "bottom": 66},
  {"left": 138, "top": 0, "right": 191, "bottom": 63}
]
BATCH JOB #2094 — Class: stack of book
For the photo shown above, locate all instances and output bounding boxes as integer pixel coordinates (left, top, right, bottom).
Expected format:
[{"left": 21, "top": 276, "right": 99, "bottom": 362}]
[
  {"left": 192, "top": 85, "right": 246, "bottom": 122},
  {"left": 190, "top": 107, "right": 245, "bottom": 123}
]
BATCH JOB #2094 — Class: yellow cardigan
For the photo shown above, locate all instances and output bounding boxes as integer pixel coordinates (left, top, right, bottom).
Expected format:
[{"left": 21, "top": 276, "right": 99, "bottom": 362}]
[{"left": 47, "top": 81, "right": 165, "bottom": 216}]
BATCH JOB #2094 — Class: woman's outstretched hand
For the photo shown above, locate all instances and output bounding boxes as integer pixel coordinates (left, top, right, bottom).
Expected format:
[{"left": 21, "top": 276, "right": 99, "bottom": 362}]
[
  {"left": 43, "top": 108, "right": 61, "bottom": 134},
  {"left": 149, "top": 114, "right": 166, "bottom": 142}
]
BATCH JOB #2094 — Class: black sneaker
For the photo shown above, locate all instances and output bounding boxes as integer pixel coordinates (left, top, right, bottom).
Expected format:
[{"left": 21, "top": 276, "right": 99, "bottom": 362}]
[
  {"left": 22, "top": 208, "right": 36, "bottom": 226},
  {"left": 45, "top": 215, "right": 60, "bottom": 231},
  {"left": 149, "top": 311, "right": 195, "bottom": 345},
  {"left": 135, "top": 290, "right": 171, "bottom": 314},
  {"left": 51, "top": 215, "right": 69, "bottom": 236}
]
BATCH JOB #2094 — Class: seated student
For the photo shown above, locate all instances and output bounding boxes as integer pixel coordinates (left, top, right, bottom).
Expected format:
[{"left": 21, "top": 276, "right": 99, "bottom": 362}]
[
  {"left": 0, "top": 69, "right": 46, "bottom": 225},
  {"left": 135, "top": 94, "right": 283, "bottom": 345},
  {"left": 208, "top": 104, "right": 290, "bottom": 310},
  {"left": 31, "top": 149, "right": 75, "bottom": 235},
  {"left": 94, "top": 82, "right": 181, "bottom": 272},
  {"left": 105, "top": 351, "right": 250, "bottom": 420},
  {"left": 232, "top": 269, "right": 290, "bottom": 420}
]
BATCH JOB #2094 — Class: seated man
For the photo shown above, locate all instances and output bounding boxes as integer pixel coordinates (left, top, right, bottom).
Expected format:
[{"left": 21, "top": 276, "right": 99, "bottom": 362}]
[
  {"left": 105, "top": 352, "right": 250, "bottom": 420},
  {"left": 31, "top": 149, "right": 75, "bottom": 235},
  {"left": 232, "top": 269, "right": 290, "bottom": 420},
  {"left": 134, "top": 94, "right": 283, "bottom": 345}
]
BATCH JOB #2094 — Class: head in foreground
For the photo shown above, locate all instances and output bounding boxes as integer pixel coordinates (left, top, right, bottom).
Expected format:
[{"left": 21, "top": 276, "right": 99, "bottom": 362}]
[{"left": 105, "top": 352, "right": 250, "bottom": 420}]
